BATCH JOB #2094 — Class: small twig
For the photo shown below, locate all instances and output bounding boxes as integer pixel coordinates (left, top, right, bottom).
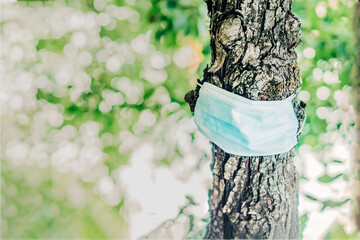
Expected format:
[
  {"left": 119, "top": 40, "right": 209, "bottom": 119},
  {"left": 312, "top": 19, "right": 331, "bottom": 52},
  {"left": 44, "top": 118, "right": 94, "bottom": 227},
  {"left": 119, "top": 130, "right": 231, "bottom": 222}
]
[{"left": 138, "top": 197, "right": 197, "bottom": 240}]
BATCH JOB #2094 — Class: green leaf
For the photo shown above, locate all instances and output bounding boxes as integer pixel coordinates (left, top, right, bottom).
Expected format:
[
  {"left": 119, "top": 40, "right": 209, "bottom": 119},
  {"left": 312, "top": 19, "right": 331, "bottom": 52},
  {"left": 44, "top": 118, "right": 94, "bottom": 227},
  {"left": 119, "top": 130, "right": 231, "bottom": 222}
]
[
  {"left": 323, "top": 222, "right": 350, "bottom": 240},
  {"left": 332, "top": 160, "right": 344, "bottom": 164},
  {"left": 301, "top": 175, "right": 309, "bottom": 181},
  {"left": 305, "top": 194, "right": 319, "bottom": 202},
  {"left": 318, "top": 173, "right": 343, "bottom": 183},
  {"left": 300, "top": 213, "right": 308, "bottom": 238},
  {"left": 186, "top": 214, "right": 195, "bottom": 236},
  {"left": 321, "top": 199, "right": 350, "bottom": 211},
  {"left": 185, "top": 195, "right": 197, "bottom": 205}
]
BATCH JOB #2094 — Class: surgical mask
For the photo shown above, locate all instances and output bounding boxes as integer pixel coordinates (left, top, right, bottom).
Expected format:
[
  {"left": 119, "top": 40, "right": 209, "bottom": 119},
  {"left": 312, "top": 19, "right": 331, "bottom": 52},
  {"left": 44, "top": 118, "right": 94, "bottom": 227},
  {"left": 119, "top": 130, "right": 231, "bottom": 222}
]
[{"left": 194, "top": 82, "right": 302, "bottom": 156}]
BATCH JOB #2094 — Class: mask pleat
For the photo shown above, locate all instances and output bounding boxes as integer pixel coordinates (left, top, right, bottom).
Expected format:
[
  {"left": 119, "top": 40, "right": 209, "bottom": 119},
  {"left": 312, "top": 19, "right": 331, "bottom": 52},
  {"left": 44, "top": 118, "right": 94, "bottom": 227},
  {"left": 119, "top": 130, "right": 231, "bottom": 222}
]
[{"left": 193, "top": 82, "right": 300, "bottom": 156}]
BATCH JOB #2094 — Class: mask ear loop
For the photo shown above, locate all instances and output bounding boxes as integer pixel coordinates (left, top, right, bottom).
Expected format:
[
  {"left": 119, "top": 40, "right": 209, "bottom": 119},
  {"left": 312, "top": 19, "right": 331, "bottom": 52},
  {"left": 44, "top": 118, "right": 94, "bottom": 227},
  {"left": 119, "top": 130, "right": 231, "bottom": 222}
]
[
  {"left": 297, "top": 114, "right": 306, "bottom": 135},
  {"left": 197, "top": 78, "right": 204, "bottom": 88}
]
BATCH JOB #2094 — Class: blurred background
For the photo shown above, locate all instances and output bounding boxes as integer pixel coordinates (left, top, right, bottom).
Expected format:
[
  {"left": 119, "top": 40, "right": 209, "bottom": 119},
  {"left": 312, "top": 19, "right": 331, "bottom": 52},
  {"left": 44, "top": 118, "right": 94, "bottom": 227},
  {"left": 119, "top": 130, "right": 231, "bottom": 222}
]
[{"left": 1, "top": 0, "right": 359, "bottom": 239}]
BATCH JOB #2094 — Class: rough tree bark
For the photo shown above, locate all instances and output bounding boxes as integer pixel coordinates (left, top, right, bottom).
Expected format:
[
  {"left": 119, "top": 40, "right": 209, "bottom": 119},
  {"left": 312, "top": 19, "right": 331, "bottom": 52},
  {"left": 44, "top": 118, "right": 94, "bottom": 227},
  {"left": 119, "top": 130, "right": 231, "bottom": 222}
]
[
  {"left": 185, "top": 0, "right": 306, "bottom": 239},
  {"left": 354, "top": 1, "right": 360, "bottom": 232}
]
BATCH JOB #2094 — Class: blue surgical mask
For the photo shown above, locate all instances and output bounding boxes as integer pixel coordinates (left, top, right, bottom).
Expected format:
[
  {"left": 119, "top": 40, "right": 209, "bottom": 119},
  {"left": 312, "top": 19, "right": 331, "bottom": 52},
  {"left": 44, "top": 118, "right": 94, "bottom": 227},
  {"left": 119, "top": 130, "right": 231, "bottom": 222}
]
[{"left": 194, "top": 82, "right": 301, "bottom": 156}]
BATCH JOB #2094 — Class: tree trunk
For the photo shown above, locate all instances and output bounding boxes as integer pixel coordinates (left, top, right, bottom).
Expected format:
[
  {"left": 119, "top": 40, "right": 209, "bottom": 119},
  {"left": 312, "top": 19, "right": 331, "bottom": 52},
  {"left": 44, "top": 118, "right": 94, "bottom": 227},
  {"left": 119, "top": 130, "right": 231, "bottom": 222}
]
[
  {"left": 185, "top": 0, "right": 305, "bottom": 238},
  {"left": 354, "top": 1, "right": 360, "bottom": 232}
]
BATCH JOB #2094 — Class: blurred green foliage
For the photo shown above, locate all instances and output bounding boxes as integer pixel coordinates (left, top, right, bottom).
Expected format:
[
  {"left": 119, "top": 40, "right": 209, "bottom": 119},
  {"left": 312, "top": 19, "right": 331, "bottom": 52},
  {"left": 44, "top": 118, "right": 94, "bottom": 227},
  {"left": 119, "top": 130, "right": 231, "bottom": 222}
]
[
  {"left": 293, "top": 0, "right": 357, "bottom": 148},
  {"left": 2, "top": 161, "right": 127, "bottom": 239}
]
